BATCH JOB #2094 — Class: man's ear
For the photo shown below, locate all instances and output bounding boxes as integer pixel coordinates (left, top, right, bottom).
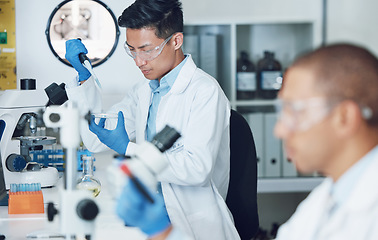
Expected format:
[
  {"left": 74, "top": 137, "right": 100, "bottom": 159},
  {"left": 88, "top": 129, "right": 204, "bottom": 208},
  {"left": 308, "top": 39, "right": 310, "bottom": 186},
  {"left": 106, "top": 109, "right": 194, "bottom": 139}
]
[
  {"left": 333, "top": 100, "right": 362, "bottom": 137},
  {"left": 172, "top": 32, "right": 183, "bottom": 50}
]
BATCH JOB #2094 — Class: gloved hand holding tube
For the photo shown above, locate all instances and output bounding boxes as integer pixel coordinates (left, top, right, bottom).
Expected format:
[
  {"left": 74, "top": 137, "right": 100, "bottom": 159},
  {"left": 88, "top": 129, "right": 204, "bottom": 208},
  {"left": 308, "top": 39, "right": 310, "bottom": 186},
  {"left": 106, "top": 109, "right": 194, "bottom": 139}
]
[
  {"left": 65, "top": 39, "right": 102, "bottom": 89},
  {"left": 112, "top": 126, "right": 181, "bottom": 238},
  {"left": 65, "top": 39, "right": 91, "bottom": 82},
  {"left": 116, "top": 165, "right": 172, "bottom": 237},
  {"left": 89, "top": 111, "right": 130, "bottom": 155}
]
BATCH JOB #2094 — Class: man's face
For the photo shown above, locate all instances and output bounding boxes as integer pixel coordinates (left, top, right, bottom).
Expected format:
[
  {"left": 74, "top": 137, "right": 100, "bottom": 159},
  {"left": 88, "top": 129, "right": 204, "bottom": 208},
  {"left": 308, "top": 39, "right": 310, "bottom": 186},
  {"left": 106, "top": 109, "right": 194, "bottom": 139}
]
[
  {"left": 125, "top": 28, "right": 177, "bottom": 80},
  {"left": 274, "top": 67, "right": 338, "bottom": 175}
]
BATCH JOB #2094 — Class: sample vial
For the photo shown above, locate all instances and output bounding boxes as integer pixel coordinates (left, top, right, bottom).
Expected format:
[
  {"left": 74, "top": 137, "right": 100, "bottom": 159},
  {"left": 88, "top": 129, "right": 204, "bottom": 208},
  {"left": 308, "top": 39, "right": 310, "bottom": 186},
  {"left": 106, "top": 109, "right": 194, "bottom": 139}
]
[{"left": 76, "top": 155, "right": 101, "bottom": 197}]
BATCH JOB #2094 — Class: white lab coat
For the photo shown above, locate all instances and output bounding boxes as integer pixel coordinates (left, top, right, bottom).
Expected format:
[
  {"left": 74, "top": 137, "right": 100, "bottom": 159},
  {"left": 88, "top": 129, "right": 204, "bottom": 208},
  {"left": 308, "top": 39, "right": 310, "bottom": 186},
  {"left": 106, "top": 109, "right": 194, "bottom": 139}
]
[
  {"left": 276, "top": 146, "right": 378, "bottom": 240},
  {"left": 65, "top": 55, "right": 240, "bottom": 240}
]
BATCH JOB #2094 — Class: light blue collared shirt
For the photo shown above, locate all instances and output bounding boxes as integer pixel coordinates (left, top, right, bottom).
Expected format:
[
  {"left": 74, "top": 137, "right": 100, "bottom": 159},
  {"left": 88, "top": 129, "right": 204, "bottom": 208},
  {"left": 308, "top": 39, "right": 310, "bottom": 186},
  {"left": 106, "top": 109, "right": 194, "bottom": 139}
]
[
  {"left": 145, "top": 56, "right": 188, "bottom": 141},
  {"left": 329, "top": 145, "right": 378, "bottom": 214}
]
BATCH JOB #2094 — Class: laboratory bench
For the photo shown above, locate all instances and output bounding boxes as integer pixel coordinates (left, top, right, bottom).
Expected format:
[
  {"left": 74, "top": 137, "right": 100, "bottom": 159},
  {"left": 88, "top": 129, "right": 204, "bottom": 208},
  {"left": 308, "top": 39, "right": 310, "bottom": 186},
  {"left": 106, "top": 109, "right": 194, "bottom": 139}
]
[
  {"left": 0, "top": 151, "right": 146, "bottom": 240},
  {"left": 0, "top": 150, "right": 324, "bottom": 239}
]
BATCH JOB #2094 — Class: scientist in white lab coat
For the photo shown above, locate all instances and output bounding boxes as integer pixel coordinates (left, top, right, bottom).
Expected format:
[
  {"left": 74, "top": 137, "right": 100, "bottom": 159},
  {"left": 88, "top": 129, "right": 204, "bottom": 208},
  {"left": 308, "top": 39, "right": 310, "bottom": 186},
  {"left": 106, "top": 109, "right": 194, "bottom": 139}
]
[
  {"left": 274, "top": 43, "right": 378, "bottom": 240},
  {"left": 64, "top": 0, "right": 239, "bottom": 239},
  {"left": 116, "top": 43, "right": 378, "bottom": 240}
]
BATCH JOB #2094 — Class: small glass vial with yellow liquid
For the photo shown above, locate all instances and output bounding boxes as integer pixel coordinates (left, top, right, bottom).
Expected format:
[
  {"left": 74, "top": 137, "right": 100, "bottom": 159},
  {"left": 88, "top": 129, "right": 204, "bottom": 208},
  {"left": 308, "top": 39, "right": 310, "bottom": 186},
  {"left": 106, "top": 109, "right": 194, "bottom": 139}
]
[{"left": 76, "top": 155, "right": 101, "bottom": 197}]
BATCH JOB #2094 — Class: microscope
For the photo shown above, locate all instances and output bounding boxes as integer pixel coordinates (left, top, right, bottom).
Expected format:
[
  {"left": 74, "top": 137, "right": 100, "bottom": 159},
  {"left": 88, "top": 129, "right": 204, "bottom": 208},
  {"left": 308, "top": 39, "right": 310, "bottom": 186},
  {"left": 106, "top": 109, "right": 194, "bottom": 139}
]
[
  {"left": 0, "top": 78, "right": 68, "bottom": 189},
  {"left": 44, "top": 102, "right": 99, "bottom": 239},
  {"left": 42, "top": 100, "right": 180, "bottom": 239}
]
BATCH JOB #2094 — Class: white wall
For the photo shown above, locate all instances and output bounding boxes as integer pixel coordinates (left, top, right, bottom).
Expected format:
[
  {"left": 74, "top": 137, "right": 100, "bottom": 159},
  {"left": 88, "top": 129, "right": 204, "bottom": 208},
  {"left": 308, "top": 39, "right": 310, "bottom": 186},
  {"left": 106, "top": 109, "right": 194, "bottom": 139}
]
[
  {"left": 327, "top": 0, "right": 378, "bottom": 56},
  {"left": 182, "top": 0, "right": 321, "bottom": 23}
]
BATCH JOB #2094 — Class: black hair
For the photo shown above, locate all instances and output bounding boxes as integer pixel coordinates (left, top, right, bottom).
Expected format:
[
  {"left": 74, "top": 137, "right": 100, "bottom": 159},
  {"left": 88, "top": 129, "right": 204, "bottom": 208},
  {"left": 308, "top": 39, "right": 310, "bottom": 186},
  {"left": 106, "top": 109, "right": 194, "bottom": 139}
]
[{"left": 118, "top": 0, "right": 183, "bottom": 39}]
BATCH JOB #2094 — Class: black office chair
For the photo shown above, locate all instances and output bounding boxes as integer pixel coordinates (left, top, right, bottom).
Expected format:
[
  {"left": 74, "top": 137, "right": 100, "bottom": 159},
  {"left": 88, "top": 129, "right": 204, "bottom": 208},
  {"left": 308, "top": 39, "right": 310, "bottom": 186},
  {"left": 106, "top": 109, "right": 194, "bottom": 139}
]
[{"left": 226, "top": 109, "right": 259, "bottom": 240}]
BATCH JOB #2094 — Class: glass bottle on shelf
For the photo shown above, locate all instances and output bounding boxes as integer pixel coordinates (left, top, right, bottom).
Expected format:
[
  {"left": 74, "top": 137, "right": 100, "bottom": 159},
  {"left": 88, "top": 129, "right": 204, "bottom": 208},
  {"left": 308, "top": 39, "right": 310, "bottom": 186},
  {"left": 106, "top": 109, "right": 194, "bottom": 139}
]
[
  {"left": 76, "top": 155, "right": 101, "bottom": 197},
  {"left": 237, "top": 51, "right": 256, "bottom": 100},
  {"left": 257, "top": 51, "right": 282, "bottom": 99}
]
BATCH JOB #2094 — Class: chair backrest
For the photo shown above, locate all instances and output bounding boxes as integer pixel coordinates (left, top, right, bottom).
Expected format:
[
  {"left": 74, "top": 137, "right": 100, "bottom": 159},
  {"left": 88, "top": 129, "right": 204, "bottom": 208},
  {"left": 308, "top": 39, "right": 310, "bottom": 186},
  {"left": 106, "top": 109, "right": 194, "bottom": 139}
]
[{"left": 226, "top": 109, "right": 259, "bottom": 240}]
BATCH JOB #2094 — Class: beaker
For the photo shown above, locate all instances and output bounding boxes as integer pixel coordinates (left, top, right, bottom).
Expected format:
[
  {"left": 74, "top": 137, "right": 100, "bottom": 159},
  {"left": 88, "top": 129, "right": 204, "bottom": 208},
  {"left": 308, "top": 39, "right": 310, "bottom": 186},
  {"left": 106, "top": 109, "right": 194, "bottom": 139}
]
[{"left": 76, "top": 155, "right": 101, "bottom": 197}]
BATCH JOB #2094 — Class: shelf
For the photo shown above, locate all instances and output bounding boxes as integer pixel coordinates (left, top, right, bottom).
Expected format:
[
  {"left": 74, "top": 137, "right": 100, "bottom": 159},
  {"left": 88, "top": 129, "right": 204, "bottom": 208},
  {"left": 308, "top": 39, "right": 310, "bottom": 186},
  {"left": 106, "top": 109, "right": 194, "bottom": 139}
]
[
  {"left": 257, "top": 177, "right": 324, "bottom": 193},
  {"left": 235, "top": 99, "right": 276, "bottom": 106},
  {"left": 183, "top": 18, "right": 324, "bottom": 195}
]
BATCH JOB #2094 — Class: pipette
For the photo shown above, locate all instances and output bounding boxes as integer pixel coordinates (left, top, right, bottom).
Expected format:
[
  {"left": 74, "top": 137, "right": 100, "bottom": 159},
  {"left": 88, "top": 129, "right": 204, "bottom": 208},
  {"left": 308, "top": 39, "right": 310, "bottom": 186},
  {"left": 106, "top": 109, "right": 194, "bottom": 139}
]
[
  {"left": 120, "top": 163, "right": 155, "bottom": 203},
  {"left": 79, "top": 53, "right": 102, "bottom": 90}
]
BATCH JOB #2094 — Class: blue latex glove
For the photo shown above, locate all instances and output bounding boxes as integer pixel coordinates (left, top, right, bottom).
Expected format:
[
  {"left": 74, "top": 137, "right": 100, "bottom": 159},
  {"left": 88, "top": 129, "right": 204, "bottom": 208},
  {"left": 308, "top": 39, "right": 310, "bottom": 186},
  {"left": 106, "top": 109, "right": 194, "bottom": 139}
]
[
  {"left": 89, "top": 111, "right": 129, "bottom": 155},
  {"left": 116, "top": 177, "right": 171, "bottom": 237},
  {"left": 65, "top": 39, "right": 91, "bottom": 81}
]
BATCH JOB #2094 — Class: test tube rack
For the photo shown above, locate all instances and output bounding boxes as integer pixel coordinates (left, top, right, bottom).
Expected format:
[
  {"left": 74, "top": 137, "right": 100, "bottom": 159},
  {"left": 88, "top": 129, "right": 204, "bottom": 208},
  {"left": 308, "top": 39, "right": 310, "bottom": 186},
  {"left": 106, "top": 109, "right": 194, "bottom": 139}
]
[{"left": 8, "top": 183, "right": 44, "bottom": 214}]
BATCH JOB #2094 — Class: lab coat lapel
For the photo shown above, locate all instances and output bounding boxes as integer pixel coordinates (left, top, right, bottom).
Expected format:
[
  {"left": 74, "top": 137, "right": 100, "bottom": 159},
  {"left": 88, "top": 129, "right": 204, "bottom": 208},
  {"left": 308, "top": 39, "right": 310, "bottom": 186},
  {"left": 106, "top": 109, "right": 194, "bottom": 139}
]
[
  {"left": 305, "top": 180, "right": 334, "bottom": 238},
  {"left": 169, "top": 55, "right": 197, "bottom": 95},
  {"left": 345, "top": 147, "right": 378, "bottom": 211},
  {"left": 318, "top": 147, "right": 378, "bottom": 238},
  {"left": 317, "top": 201, "right": 345, "bottom": 238},
  {"left": 155, "top": 55, "right": 196, "bottom": 132},
  {"left": 136, "top": 83, "right": 152, "bottom": 142}
]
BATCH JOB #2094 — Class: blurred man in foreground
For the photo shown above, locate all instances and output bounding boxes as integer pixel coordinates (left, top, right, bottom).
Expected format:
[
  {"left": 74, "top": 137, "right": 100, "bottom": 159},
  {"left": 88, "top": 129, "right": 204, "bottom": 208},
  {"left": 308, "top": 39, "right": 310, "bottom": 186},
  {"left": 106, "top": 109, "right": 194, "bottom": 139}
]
[{"left": 274, "top": 43, "right": 378, "bottom": 239}]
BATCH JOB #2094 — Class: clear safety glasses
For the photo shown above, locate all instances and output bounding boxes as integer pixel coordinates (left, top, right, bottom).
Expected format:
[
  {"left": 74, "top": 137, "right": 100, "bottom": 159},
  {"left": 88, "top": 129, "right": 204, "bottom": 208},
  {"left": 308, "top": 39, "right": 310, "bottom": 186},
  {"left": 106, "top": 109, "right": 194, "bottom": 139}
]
[
  {"left": 275, "top": 97, "right": 337, "bottom": 132},
  {"left": 124, "top": 34, "right": 174, "bottom": 62},
  {"left": 275, "top": 97, "right": 374, "bottom": 132}
]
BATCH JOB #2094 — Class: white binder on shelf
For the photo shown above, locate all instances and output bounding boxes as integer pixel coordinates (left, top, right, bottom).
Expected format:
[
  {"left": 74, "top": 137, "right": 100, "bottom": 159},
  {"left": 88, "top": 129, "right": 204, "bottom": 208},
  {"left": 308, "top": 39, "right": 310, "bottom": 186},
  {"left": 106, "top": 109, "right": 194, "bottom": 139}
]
[
  {"left": 281, "top": 141, "right": 298, "bottom": 177},
  {"left": 183, "top": 35, "right": 200, "bottom": 65},
  {"left": 264, "top": 113, "right": 281, "bottom": 177},
  {"left": 248, "top": 113, "right": 265, "bottom": 177},
  {"left": 199, "top": 34, "right": 218, "bottom": 79}
]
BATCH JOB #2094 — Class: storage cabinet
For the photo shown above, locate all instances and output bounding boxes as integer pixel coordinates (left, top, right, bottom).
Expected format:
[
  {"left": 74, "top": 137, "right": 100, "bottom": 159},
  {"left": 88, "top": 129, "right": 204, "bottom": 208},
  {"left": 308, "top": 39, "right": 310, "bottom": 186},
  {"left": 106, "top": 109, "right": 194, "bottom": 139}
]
[
  {"left": 183, "top": 24, "right": 232, "bottom": 98},
  {"left": 183, "top": 19, "right": 323, "bottom": 192}
]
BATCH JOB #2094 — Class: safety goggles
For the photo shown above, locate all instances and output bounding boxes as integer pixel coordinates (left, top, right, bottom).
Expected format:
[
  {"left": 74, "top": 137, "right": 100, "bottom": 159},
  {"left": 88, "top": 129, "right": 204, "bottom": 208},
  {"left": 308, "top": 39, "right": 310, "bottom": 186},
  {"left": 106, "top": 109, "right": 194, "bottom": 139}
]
[
  {"left": 275, "top": 97, "right": 373, "bottom": 132},
  {"left": 124, "top": 34, "right": 174, "bottom": 62},
  {"left": 275, "top": 97, "right": 338, "bottom": 132}
]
